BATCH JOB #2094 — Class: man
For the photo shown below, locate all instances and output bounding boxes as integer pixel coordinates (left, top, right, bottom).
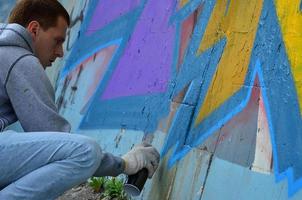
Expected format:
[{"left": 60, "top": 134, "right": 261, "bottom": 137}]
[{"left": 0, "top": 0, "right": 160, "bottom": 199}]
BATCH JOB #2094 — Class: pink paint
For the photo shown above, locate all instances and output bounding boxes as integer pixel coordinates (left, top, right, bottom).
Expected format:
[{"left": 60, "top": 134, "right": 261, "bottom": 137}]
[
  {"left": 85, "top": 46, "right": 117, "bottom": 103},
  {"left": 61, "top": 45, "right": 118, "bottom": 113},
  {"left": 177, "top": 8, "right": 199, "bottom": 71},
  {"left": 214, "top": 77, "right": 261, "bottom": 145},
  {"left": 257, "top": 90, "right": 272, "bottom": 161}
]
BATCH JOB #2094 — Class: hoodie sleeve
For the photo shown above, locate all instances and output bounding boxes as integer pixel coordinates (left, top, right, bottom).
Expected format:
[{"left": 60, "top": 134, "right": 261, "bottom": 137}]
[
  {"left": 4, "top": 54, "right": 71, "bottom": 132},
  {"left": 94, "top": 152, "right": 126, "bottom": 177}
]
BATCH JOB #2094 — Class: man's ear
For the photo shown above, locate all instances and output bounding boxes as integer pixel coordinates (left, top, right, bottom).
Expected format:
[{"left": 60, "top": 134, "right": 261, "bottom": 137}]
[{"left": 26, "top": 21, "right": 40, "bottom": 41}]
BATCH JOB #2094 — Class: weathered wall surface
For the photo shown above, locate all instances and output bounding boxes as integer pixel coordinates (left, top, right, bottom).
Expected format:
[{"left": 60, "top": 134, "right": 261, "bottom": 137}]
[
  {"left": 2, "top": 0, "right": 302, "bottom": 199},
  {"left": 0, "top": 1, "right": 16, "bottom": 22}
]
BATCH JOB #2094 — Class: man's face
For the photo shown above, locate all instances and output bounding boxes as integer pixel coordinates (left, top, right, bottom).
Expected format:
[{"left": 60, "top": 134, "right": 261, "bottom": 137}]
[{"left": 31, "top": 16, "right": 68, "bottom": 68}]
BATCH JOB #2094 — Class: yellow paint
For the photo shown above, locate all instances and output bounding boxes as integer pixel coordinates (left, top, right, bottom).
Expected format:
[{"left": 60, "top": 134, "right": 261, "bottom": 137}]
[
  {"left": 180, "top": 0, "right": 189, "bottom": 8},
  {"left": 275, "top": 0, "right": 302, "bottom": 113},
  {"left": 195, "top": 0, "right": 263, "bottom": 125}
]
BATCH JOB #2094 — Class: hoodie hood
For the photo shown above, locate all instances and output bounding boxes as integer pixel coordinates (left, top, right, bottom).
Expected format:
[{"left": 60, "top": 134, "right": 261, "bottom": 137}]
[{"left": 0, "top": 23, "right": 34, "bottom": 53}]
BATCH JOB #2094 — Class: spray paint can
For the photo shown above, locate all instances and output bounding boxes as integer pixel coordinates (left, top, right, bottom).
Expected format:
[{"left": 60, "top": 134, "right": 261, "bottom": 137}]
[{"left": 124, "top": 168, "right": 148, "bottom": 196}]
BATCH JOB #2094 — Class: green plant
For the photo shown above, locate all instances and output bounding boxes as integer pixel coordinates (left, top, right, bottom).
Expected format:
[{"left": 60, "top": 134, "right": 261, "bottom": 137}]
[
  {"left": 103, "top": 177, "right": 129, "bottom": 200},
  {"left": 88, "top": 177, "right": 106, "bottom": 193}
]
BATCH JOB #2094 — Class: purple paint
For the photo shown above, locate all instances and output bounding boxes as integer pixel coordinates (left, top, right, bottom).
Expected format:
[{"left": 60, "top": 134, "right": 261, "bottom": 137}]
[
  {"left": 102, "top": 0, "right": 176, "bottom": 100},
  {"left": 86, "top": 0, "right": 140, "bottom": 35}
]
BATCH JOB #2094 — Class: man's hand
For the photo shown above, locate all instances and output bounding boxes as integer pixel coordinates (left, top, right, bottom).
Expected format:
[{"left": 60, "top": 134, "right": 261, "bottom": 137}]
[{"left": 122, "top": 143, "right": 160, "bottom": 178}]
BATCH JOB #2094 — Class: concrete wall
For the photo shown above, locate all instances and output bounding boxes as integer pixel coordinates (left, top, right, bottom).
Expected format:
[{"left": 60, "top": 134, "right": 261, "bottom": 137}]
[
  {"left": 2, "top": 0, "right": 302, "bottom": 199},
  {"left": 0, "top": 1, "right": 16, "bottom": 22}
]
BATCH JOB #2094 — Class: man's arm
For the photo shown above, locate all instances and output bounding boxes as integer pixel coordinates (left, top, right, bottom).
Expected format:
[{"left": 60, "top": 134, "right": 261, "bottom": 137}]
[
  {"left": 5, "top": 55, "right": 71, "bottom": 132},
  {"left": 94, "top": 143, "right": 160, "bottom": 178}
]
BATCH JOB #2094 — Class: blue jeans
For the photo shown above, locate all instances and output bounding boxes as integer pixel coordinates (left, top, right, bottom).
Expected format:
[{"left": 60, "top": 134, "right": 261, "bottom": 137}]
[{"left": 0, "top": 130, "right": 102, "bottom": 200}]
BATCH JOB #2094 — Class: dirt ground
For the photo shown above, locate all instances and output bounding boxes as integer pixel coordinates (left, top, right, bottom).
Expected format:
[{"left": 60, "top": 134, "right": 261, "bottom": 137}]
[{"left": 57, "top": 183, "right": 102, "bottom": 200}]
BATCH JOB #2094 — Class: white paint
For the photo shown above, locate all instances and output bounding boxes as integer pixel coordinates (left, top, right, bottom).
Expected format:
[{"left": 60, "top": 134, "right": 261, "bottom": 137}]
[{"left": 251, "top": 92, "right": 273, "bottom": 174}]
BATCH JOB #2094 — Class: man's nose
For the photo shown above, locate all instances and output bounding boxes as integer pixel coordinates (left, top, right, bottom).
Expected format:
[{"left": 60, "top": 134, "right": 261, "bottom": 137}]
[{"left": 55, "top": 45, "right": 64, "bottom": 58}]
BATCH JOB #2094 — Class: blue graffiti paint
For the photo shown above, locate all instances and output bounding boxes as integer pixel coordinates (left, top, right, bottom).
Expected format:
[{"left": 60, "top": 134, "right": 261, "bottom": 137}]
[
  {"left": 252, "top": 0, "right": 302, "bottom": 196},
  {"left": 172, "top": 0, "right": 217, "bottom": 97},
  {"left": 252, "top": 58, "right": 302, "bottom": 197},
  {"left": 300, "top": 0, "right": 302, "bottom": 12},
  {"left": 80, "top": 93, "right": 171, "bottom": 132},
  {"left": 60, "top": 0, "right": 144, "bottom": 78},
  {"left": 63, "top": 38, "right": 122, "bottom": 75},
  {"left": 78, "top": 0, "right": 180, "bottom": 133},
  {"left": 170, "top": 0, "right": 204, "bottom": 23},
  {"left": 61, "top": 0, "right": 178, "bottom": 133},
  {"left": 161, "top": 80, "right": 202, "bottom": 157},
  {"left": 161, "top": 0, "right": 218, "bottom": 157},
  {"left": 160, "top": 0, "right": 218, "bottom": 163},
  {"left": 60, "top": 0, "right": 302, "bottom": 195},
  {"left": 163, "top": 0, "right": 302, "bottom": 196},
  {"left": 161, "top": 37, "right": 226, "bottom": 158}
]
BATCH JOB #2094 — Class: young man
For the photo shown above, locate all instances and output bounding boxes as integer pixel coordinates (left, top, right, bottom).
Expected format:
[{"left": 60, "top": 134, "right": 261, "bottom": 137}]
[{"left": 0, "top": 0, "right": 160, "bottom": 199}]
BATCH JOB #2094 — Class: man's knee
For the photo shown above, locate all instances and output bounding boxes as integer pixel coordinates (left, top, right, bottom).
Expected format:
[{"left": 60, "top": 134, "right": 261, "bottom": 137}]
[{"left": 69, "top": 135, "right": 102, "bottom": 176}]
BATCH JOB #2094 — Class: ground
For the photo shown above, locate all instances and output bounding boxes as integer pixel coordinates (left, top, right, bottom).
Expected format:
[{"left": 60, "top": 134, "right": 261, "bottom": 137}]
[{"left": 57, "top": 183, "right": 101, "bottom": 200}]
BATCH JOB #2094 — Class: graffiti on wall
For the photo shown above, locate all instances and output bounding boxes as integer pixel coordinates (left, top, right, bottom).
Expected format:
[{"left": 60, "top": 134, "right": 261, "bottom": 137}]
[
  {"left": 56, "top": 0, "right": 302, "bottom": 196},
  {"left": 58, "top": 0, "right": 177, "bottom": 132}
]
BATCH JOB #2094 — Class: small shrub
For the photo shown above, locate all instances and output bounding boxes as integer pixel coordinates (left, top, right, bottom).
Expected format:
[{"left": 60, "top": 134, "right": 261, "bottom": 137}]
[
  {"left": 103, "top": 177, "right": 129, "bottom": 200},
  {"left": 88, "top": 177, "right": 106, "bottom": 193}
]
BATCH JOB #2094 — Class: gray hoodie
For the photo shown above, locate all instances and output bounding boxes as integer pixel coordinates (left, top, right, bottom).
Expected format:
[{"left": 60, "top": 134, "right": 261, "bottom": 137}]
[
  {"left": 0, "top": 23, "right": 71, "bottom": 132},
  {"left": 0, "top": 23, "right": 125, "bottom": 176}
]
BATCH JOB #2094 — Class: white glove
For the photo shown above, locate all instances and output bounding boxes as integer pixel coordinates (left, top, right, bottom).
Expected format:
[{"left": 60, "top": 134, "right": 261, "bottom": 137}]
[{"left": 122, "top": 143, "right": 160, "bottom": 178}]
